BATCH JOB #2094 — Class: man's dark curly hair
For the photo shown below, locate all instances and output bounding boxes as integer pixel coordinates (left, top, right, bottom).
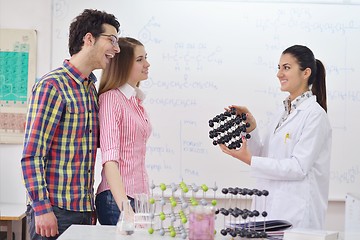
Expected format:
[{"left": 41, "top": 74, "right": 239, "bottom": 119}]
[{"left": 68, "top": 9, "right": 120, "bottom": 56}]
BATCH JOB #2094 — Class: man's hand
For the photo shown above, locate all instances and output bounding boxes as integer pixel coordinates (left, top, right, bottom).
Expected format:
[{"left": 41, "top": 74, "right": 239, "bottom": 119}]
[{"left": 35, "top": 211, "right": 59, "bottom": 237}]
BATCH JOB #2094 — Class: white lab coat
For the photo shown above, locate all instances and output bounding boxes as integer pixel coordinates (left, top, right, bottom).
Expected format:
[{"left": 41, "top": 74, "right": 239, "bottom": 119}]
[{"left": 248, "top": 95, "right": 332, "bottom": 229}]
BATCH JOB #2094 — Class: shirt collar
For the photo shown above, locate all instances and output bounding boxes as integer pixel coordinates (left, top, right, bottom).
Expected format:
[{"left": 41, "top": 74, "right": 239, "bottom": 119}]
[
  {"left": 118, "top": 83, "right": 146, "bottom": 101},
  {"left": 283, "top": 90, "right": 313, "bottom": 113},
  {"left": 63, "top": 60, "right": 97, "bottom": 84}
]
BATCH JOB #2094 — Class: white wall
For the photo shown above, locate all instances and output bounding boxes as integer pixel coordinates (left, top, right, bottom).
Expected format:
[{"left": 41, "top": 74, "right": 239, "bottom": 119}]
[
  {"left": 0, "top": 0, "right": 346, "bottom": 239},
  {"left": 0, "top": 0, "right": 51, "bottom": 239}
]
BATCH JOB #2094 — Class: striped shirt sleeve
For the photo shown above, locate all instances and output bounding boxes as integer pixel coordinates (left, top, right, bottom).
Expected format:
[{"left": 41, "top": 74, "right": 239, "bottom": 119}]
[{"left": 99, "top": 92, "right": 120, "bottom": 163}]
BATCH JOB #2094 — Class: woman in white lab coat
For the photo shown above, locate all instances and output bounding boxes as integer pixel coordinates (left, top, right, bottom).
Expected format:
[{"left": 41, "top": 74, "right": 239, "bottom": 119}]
[{"left": 220, "top": 45, "right": 332, "bottom": 229}]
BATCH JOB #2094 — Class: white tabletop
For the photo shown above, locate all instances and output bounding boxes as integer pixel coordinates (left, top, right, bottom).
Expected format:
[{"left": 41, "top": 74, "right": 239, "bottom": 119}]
[
  {"left": 58, "top": 225, "right": 233, "bottom": 240},
  {"left": 0, "top": 202, "right": 26, "bottom": 220},
  {"left": 57, "top": 224, "right": 349, "bottom": 240}
]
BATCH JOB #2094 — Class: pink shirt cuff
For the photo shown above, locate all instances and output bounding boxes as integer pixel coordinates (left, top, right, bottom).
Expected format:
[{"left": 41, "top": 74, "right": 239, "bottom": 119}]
[{"left": 101, "top": 149, "right": 120, "bottom": 164}]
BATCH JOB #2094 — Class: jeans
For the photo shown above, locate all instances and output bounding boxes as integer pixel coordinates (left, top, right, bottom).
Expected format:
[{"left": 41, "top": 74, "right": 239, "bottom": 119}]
[
  {"left": 95, "top": 190, "right": 135, "bottom": 225},
  {"left": 26, "top": 205, "right": 92, "bottom": 240}
]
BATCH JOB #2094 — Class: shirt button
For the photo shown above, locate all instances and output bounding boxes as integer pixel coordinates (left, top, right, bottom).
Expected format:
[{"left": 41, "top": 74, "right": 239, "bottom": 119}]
[
  {"left": 89, "top": 149, "right": 92, "bottom": 153},
  {"left": 89, "top": 129, "right": 92, "bottom": 133},
  {"left": 88, "top": 169, "right": 91, "bottom": 173}
]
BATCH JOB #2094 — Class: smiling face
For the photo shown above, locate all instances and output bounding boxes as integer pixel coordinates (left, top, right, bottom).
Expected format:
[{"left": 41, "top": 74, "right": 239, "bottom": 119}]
[
  {"left": 277, "top": 53, "right": 311, "bottom": 100},
  {"left": 91, "top": 23, "right": 120, "bottom": 70},
  {"left": 128, "top": 45, "right": 150, "bottom": 87}
]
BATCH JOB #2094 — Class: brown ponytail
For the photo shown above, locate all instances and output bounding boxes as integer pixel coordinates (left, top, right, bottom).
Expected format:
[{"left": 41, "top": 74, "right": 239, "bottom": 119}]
[{"left": 312, "top": 59, "right": 327, "bottom": 112}]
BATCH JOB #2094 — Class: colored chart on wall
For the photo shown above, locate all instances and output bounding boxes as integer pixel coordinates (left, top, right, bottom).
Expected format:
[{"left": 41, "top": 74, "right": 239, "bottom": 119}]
[{"left": 0, "top": 29, "right": 37, "bottom": 143}]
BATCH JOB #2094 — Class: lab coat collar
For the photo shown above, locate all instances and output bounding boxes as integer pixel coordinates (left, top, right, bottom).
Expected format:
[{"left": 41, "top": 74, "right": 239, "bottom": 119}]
[
  {"left": 275, "top": 96, "right": 316, "bottom": 131},
  {"left": 294, "top": 95, "right": 316, "bottom": 111}
]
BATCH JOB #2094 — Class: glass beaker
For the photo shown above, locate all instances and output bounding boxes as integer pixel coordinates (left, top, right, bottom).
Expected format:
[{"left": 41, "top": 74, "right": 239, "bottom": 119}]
[
  {"left": 133, "top": 193, "right": 152, "bottom": 230},
  {"left": 116, "top": 200, "right": 135, "bottom": 235},
  {"left": 189, "top": 205, "right": 215, "bottom": 240}
]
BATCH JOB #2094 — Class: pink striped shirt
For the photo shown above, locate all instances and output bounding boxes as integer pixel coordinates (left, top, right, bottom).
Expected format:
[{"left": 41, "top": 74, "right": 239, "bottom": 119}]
[{"left": 96, "top": 84, "right": 152, "bottom": 197}]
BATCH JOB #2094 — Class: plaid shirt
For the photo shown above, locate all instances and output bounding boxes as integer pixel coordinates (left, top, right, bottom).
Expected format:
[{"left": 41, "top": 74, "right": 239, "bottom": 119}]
[{"left": 21, "top": 60, "right": 99, "bottom": 216}]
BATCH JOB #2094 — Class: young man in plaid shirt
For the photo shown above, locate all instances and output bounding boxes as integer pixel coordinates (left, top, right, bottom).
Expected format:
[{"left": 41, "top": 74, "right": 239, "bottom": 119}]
[{"left": 21, "top": 9, "right": 120, "bottom": 239}]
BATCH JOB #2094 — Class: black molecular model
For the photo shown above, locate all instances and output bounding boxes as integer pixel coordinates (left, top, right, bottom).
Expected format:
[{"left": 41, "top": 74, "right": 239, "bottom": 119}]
[
  {"left": 217, "top": 187, "right": 269, "bottom": 239},
  {"left": 208, "top": 107, "right": 251, "bottom": 149}
]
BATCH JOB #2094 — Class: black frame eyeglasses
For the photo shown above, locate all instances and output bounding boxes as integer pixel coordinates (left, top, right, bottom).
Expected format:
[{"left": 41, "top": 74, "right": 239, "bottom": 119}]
[{"left": 99, "top": 34, "right": 119, "bottom": 47}]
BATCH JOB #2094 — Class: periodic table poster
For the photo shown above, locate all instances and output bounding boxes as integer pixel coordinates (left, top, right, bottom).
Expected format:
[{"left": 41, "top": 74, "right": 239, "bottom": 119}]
[{"left": 0, "top": 29, "right": 37, "bottom": 144}]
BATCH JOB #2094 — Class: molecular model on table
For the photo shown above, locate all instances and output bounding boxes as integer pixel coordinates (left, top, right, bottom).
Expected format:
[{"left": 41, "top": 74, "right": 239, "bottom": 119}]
[
  {"left": 147, "top": 181, "right": 218, "bottom": 239},
  {"left": 208, "top": 107, "right": 251, "bottom": 149},
  {"left": 217, "top": 187, "right": 269, "bottom": 239},
  {"left": 145, "top": 182, "right": 271, "bottom": 239}
]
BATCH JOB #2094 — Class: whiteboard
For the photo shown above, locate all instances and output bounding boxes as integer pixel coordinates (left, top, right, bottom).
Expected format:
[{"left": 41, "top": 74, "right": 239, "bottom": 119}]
[{"left": 51, "top": 0, "right": 360, "bottom": 200}]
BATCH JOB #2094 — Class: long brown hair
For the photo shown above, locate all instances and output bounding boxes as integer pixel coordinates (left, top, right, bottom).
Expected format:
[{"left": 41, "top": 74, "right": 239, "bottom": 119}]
[{"left": 98, "top": 37, "right": 143, "bottom": 95}]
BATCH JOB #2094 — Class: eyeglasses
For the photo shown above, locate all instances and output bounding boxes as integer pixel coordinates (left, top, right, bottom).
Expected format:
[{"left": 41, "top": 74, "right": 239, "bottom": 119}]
[{"left": 99, "top": 34, "right": 119, "bottom": 47}]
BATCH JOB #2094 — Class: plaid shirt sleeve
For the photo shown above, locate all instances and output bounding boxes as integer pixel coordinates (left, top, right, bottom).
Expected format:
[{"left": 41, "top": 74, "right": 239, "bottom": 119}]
[{"left": 21, "top": 79, "right": 64, "bottom": 216}]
